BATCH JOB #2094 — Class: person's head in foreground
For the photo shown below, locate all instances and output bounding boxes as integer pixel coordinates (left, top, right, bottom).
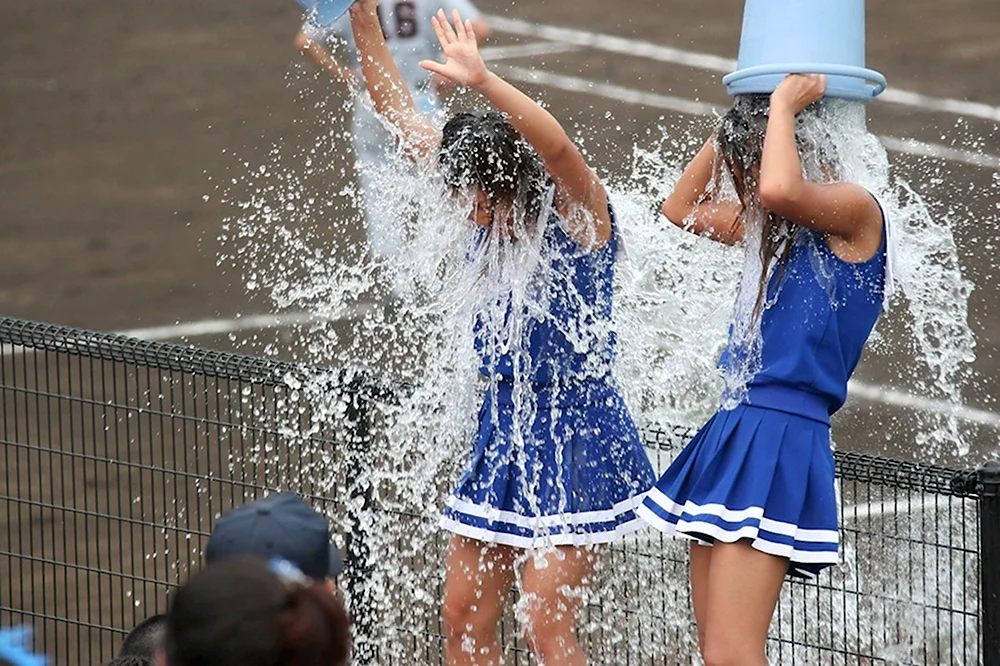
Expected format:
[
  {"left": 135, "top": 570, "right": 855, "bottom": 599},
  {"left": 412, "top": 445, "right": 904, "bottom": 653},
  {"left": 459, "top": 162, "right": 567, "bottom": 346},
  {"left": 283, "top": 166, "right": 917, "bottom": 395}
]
[
  {"left": 0, "top": 626, "right": 46, "bottom": 666},
  {"left": 714, "top": 76, "right": 843, "bottom": 317},
  {"left": 103, "top": 657, "right": 151, "bottom": 666},
  {"left": 117, "top": 614, "right": 167, "bottom": 662},
  {"left": 205, "top": 492, "right": 344, "bottom": 584},
  {"left": 159, "top": 557, "right": 351, "bottom": 666}
]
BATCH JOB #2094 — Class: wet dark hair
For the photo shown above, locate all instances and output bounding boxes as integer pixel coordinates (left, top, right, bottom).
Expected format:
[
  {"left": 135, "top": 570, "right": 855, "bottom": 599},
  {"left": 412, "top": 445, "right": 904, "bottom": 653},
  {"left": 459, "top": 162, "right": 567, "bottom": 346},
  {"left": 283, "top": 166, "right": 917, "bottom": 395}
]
[
  {"left": 716, "top": 94, "right": 835, "bottom": 319},
  {"left": 163, "top": 558, "right": 351, "bottom": 666},
  {"left": 103, "top": 657, "right": 152, "bottom": 666},
  {"left": 438, "top": 111, "right": 548, "bottom": 230},
  {"left": 118, "top": 613, "right": 167, "bottom": 660}
]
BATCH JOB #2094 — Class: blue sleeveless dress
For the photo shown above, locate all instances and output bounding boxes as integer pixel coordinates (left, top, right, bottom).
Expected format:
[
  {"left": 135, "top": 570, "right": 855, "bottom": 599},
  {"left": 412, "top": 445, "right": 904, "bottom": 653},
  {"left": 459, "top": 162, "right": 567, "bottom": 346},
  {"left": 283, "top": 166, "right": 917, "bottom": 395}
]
[
  {"left": 637, "top": 219, "right": 889, "bottom": 577},
  {"left": 440, "top": 196, "right": 656, "bottom": 549}
]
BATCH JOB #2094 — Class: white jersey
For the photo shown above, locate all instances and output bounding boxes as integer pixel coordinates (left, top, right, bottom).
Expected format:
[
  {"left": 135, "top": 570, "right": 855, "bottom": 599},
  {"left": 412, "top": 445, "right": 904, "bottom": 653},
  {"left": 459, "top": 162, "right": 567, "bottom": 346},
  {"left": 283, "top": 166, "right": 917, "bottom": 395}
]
[{"left": 304, "top": 0, "right": 482, "bottom": 95}]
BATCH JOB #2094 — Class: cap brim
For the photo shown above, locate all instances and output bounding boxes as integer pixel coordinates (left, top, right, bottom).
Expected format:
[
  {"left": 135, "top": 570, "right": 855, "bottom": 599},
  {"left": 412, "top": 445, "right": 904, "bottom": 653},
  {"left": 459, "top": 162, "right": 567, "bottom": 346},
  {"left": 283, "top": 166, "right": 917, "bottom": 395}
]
[{"left": 328, "top": 543, "right": 345, "bottom": 577}]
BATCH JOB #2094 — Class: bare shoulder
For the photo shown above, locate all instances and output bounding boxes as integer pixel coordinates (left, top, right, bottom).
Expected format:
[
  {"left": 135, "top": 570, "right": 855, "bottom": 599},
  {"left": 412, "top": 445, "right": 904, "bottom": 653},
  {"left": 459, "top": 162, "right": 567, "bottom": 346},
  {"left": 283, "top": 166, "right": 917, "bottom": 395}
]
[
  {"left": 553, "top": 180, "right": 612, "bottom": 250},
  {"left": 823, "top": 182, "right": 884, "bottom": 263}
]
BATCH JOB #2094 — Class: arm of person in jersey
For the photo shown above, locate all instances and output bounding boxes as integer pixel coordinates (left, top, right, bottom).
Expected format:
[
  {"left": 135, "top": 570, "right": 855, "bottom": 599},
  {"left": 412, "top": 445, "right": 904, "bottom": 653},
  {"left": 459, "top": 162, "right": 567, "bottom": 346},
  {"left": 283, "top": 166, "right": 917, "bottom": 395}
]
[
  {"left": 349, "top": 0, "right": 440, "bottom": 160},
  {"left": 661, "top": 139, "right": 745, "bottom": 245},
  {"left": 759, "top": 74, "right": 883, "bottom": 259},
  {"left": 421, "top": 9, "right": 611, "bottom": 249},
  {"left": 295, "top": 21, "right": 359, "bottom": 89}
]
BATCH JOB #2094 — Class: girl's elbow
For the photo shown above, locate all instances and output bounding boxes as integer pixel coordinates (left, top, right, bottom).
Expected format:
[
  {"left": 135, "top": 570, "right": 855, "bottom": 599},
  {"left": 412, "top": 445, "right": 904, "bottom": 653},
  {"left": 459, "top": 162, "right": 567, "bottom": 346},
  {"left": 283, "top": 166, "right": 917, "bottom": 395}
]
[
  {"left": 661, "top": 198, "right": 688, "bottom": 228},
  {"left": 295, "top": 31, "right": 317, "bottom": 54},
  {"left": 759, "top": 180, "right": 797, "bottom": 213},
  {"left": 544, "top": 142, "right": 574, "bottom": 168}
]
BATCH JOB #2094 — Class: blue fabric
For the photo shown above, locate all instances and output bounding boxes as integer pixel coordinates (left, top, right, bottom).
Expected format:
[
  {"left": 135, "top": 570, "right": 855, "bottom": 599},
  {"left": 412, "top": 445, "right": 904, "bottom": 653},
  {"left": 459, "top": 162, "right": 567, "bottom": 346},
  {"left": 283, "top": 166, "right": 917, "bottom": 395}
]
[
  {"left": 723, "top": 224, "right": 887, "bottom": 417},
  {"left": 641, "top": 216, "right": 888, "bottom": 577},
  {"left": 442, "top": 377, "right": 655, "bottom": 547},
  {"left": 475, "top": 211, "right": 617, "bottom": 385},
  {"left": 442, "top": 202, "right": 655, "bottom": 547},
  {"left": 637, "top": 405, "right": 838, "bottom": 578},
  {"left": 0, "top": 627, "right": 46, "bottom": 666}
]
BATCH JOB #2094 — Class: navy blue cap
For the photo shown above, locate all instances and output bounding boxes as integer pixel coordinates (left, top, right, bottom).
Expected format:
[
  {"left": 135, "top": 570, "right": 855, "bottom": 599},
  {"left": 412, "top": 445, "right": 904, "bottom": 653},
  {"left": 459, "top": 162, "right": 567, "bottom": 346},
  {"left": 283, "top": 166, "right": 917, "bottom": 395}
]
[{"left": 205, "top": 493, "right": 344, "bottom": 578}]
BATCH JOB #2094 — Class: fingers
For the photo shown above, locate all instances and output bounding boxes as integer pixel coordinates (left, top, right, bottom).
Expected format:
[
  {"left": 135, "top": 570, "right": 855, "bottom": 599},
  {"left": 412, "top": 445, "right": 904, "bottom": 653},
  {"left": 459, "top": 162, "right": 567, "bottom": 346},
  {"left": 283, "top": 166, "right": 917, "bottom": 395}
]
[
  {"left": 812, "top": 73, "right": 827, "bottom": 95},
  {"left": 773, "top": 73, "right": 826, "bottom": 111},
  {"left": 800, "top": 73, "right": 826, "bottom": 104},
  {"left": 430, "top": 15, "right": 448, "bottom": 48},
  {"left": 789, "top": 73, "right": 826, "bottom": 95},
  {"left": 436, "top": 8, "right": 458, "bottom": 43},
  {"left": 419, "top": 59, "right": 447, "bottom": 77},
  {"left": 452, "top": 9, "right": 469, "bottom": 42}
]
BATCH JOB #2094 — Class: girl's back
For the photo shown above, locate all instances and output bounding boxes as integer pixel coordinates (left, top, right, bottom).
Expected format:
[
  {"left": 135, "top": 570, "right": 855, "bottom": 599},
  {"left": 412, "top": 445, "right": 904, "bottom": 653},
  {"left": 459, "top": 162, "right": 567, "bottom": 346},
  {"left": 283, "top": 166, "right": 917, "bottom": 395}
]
[{"left": 724, "top": 222, "right": 888, "bottom": 419}]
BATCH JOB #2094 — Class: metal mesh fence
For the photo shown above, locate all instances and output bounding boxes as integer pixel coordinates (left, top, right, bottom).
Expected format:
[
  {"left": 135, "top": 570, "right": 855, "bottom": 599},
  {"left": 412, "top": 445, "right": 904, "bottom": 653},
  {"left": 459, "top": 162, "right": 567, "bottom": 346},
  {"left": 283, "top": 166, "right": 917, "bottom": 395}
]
[{"left": 0, "top": 317, "right": 993, "bottom": 665}]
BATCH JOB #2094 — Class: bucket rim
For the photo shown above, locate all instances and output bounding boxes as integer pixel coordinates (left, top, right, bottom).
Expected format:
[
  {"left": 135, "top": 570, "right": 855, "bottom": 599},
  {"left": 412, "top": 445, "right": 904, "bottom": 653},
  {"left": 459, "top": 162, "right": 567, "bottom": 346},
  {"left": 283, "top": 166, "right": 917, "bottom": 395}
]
[{"left": 723, "top": 63, "right": 887, "bottom": 98}]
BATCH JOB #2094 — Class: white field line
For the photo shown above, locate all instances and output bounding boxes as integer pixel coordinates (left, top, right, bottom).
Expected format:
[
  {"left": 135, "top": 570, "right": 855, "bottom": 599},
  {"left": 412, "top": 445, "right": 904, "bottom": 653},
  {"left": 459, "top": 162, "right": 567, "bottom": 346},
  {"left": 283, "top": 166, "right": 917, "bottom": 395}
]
[
  {"left": 116, "top": 311, "right": 321, "bottom": 341},
  {"left": 843, "top": 493, "right": 968, "bottom": 521},
  {"left": 496, "top": 64, "right": 721, "bottom": 117},
  {"left": 877, "top": 135, "right": 1000, "bottom": 170},
  {"left": 0, "top": 308, "right": 369, "bottom": 358},
  {"left": 495, "top": 64, "right": 1000, "bottom": 170},
  {"left": 848, "top": 379, "right": 1000, "bottom": 429},
  {"left": 486, "top": 15, "right": 1000, "bottom": 124},
  {"left": 486, "top": 16, "right": 737, "bottom": 74},
  {"left": 480, "top": 41, "right": 582, "bottom": 62}
]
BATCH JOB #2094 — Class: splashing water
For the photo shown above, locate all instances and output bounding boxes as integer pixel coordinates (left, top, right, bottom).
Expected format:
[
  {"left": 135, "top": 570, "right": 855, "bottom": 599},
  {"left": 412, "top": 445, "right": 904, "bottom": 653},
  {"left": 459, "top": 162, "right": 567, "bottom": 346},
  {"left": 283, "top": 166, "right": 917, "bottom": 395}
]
[{"left": 214, "top": 83, "right": 985, "bottom": 661}]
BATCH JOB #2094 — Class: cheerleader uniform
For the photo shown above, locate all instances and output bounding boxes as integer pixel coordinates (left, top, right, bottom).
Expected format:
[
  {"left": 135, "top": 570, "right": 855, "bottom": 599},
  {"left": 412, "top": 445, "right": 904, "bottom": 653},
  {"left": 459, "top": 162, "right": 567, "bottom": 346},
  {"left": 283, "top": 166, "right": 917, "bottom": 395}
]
[
  {"left": 440, "top": 189, "right": 656, "bottom": 549},
  {"left": 637, "top": 216, "right": 892, "bottom": 578}
]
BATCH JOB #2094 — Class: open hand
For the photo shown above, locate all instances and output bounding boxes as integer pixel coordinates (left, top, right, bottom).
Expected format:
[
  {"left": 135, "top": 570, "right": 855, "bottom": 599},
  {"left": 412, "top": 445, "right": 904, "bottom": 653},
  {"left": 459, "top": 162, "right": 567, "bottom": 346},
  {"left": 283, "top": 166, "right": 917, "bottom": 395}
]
[
  {"left": 419, "top": 9, "right": 489, "bottom": 90},
  {"left": 771, "top": 74, "right": 826, "bottom": 115}
]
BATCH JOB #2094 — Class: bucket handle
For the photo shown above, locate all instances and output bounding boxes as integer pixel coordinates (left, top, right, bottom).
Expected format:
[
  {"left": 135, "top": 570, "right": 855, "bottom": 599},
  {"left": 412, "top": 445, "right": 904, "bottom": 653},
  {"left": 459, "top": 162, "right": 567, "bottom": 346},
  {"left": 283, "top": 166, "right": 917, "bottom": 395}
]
[{"left": 722, "top": 63, "right": 887, "bottom": 98}]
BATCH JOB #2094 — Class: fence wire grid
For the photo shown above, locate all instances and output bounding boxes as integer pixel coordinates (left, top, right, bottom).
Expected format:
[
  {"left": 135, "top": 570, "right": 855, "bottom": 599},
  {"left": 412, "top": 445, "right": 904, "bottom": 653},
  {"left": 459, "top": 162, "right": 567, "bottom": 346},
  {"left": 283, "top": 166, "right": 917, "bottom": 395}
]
[{"left": 0, "top": 316, "right": 996, "bottom": 665}]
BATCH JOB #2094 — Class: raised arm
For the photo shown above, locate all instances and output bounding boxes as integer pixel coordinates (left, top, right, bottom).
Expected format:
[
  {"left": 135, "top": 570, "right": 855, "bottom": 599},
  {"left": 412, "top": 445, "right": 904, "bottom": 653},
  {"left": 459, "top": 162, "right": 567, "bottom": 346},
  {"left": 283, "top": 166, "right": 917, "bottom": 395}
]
[
  {"left": 421, "top": 10, "right": 610, "bottom": 248},
  {"left": 295, "top": 30, "right": 359, "bottom": 89},
  {"left": 661, "top": 139, "right": 744, "bottom": 245},
  {"left": 759, "top": 74, "right": 882, "bottom": 256},
  {"left": 349, "top": 0, "right": 439, "bottom": 160}
]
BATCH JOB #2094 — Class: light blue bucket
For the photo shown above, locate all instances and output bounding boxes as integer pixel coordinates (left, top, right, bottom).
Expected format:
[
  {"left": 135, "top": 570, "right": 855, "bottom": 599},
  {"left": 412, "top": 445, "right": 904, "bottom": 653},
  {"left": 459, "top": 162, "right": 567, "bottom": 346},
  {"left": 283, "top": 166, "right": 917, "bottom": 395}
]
[
  {"left": 722, "top": 0, "right": 886, "bottom": 101},
  {"left": 295, "top": 0, "right": 356, "bottom": 26}
]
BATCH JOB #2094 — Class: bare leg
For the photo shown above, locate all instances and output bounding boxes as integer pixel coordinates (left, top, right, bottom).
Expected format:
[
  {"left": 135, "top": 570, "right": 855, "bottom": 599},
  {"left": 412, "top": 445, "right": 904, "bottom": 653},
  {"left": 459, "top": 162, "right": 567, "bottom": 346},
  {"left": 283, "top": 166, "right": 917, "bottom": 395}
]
[
  {"left": 699, "top": 540, "right": 787, "bottom": 666},
  {"left": 689, "top": 542, "right": 712, "bottom": 654},
  {"left": 442, "top": 536, "right": 516, "bottom": 666},
  {"left": 519, "top": 546, "right": 601, "bottom": 666}
]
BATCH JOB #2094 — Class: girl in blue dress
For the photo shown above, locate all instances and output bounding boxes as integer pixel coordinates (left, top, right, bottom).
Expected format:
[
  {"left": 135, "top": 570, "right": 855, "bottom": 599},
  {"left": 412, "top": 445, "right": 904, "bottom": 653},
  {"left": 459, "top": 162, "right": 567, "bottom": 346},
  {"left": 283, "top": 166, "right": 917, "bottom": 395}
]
[
  {"left": 348, "top": 3, "right": 654, "bottom": 664},
  {"left": 636, "top": 74, "right": 893, "bottom": 665}
]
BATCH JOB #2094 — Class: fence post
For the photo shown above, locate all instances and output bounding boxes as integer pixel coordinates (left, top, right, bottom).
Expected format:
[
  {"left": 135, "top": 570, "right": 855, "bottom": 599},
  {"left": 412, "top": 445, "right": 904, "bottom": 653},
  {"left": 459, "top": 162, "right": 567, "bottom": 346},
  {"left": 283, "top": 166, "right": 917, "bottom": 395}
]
[
  {"left": 980, "top": 460, "right": 1000, "bottom": 666},
  {"left": 343, "top": 380, "right": 376, "bottom": 666}
]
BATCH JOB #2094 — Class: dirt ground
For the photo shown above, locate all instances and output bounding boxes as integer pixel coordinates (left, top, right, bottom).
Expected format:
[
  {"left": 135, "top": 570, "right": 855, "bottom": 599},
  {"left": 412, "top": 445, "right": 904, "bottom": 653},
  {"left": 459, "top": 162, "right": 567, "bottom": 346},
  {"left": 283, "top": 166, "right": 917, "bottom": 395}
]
[
  {"left": 0, "top": 0, "right": 996, "bottom": 318},
  {"left": 2, "top": 0, "right": 1000, "bottom": 449}
]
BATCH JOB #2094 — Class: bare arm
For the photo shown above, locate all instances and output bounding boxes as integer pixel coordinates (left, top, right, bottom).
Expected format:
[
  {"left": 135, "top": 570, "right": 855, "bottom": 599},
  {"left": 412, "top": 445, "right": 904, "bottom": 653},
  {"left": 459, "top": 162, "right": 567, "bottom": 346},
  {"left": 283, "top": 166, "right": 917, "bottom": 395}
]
[
  {"left": 295, "top": 31, "right": 358, "bottom": 88},
  {"left": 422, "top": 10, "right": 610, "bottom": 248},
  {"left": 759, "top": 74, "right": 882, "bottom": 251},
  {"left": 349, "top": 0, "right": 439, "bottom": 160},
  {"left": 661, "top": 139, "right": 744, "bottom": 245},
  {"left": 470, "top": 18, "right": 492, "bottom": 41}
]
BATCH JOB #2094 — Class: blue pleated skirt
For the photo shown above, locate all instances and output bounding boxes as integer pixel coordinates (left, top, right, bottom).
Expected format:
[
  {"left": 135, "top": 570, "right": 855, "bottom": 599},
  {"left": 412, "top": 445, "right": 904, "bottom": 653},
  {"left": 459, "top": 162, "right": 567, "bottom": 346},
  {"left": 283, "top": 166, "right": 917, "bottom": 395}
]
[
  {"left": 635, "top": 403, "right": 839, "bottom": 578},
  {"left": 441, "top": 378, "right": 656, "bottom": 549}
]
